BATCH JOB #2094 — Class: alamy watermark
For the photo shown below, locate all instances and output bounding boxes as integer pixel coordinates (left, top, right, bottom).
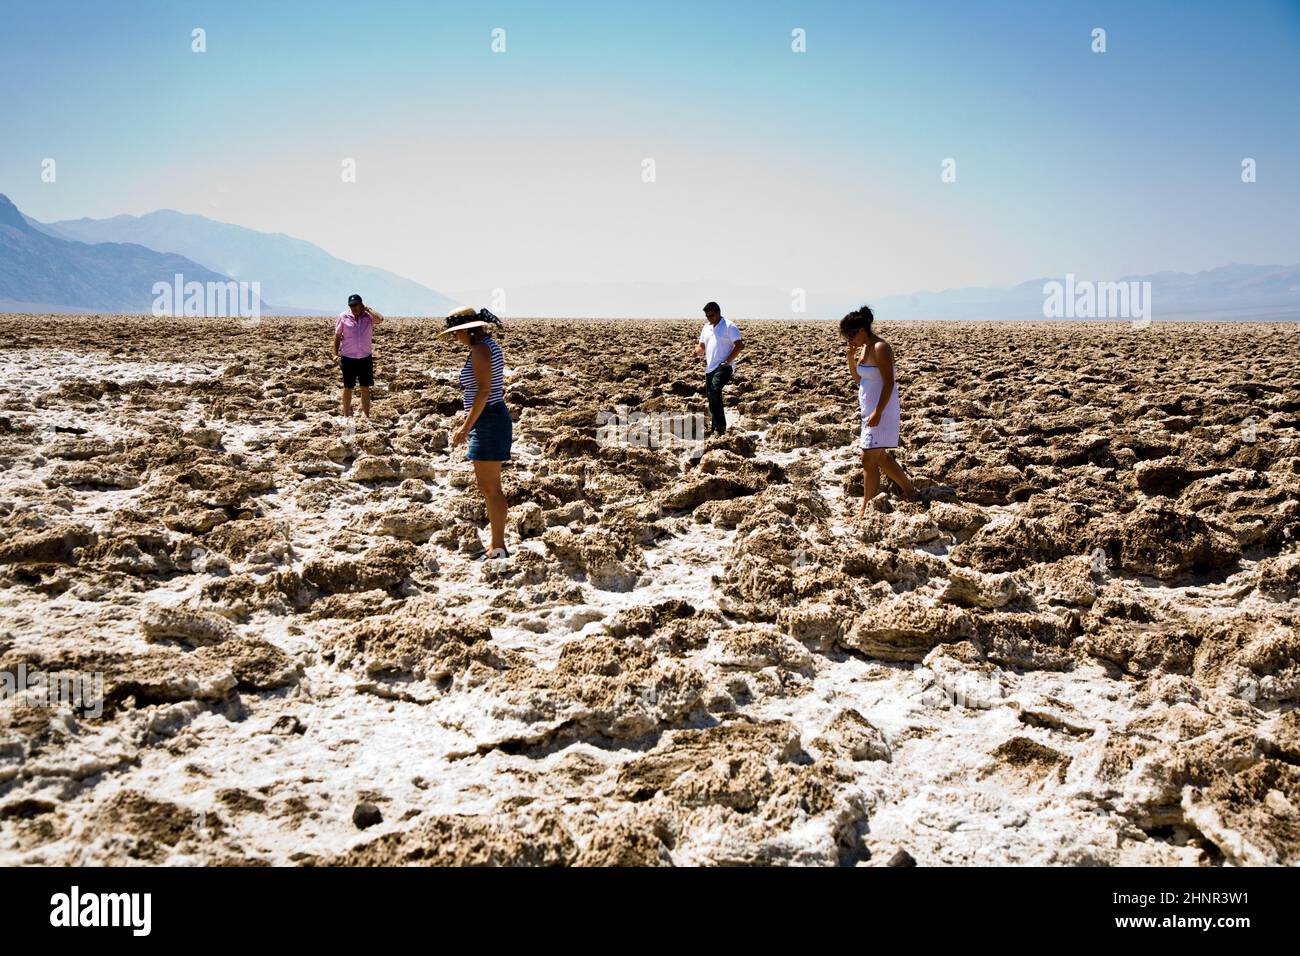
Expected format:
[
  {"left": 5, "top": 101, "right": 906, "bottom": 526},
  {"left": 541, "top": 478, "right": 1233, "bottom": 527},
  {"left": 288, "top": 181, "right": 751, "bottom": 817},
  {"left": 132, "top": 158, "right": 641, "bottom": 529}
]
[
  {"left": 2, "top": 663, "right": 104, "bottom": 718},
  {"left": 50, "top": 885, "right": 151, "bottom": 935},
  {"left": 913, "top": 661, "right": 1005, "bottom": 710},
  {"left": 151, "top": 273, "right": 261, "bottom": 327},
  {"left": 1042, "top": 273, "right": 1152, "bottom": 325},
  {"left": 596, "top": 406, "right": 708, "bottom": 459}
]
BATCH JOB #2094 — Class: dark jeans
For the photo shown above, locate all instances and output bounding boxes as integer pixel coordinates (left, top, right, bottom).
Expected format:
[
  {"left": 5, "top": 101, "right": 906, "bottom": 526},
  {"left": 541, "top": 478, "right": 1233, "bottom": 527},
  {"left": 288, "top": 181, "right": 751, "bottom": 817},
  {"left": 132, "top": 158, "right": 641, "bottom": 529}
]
[{"left": 704, "top": 364, "right": 733, "bottom": 434}]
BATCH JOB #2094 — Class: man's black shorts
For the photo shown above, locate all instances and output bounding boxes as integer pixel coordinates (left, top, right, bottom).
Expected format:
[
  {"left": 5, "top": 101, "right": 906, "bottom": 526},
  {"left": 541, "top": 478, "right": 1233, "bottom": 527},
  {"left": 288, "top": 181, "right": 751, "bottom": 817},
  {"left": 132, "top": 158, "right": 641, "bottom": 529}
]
[{"left": 340, "top": 354, "right": 374, "bottom": 389}]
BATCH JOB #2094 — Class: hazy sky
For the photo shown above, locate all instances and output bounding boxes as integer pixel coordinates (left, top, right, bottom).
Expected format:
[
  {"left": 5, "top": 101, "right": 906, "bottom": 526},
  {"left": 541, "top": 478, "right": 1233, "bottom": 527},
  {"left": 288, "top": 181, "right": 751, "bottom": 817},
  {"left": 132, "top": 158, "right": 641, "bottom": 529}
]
[{"left": 3, "top": 0, "right": 1298, "bottom": 303}]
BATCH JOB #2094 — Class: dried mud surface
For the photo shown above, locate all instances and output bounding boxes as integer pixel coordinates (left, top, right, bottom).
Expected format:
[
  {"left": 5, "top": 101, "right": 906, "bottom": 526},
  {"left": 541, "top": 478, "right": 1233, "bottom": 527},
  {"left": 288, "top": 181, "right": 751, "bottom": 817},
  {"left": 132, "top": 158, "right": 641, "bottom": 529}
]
[{"left": 1, "top": 315, "right": 1298, "bottom": 866}]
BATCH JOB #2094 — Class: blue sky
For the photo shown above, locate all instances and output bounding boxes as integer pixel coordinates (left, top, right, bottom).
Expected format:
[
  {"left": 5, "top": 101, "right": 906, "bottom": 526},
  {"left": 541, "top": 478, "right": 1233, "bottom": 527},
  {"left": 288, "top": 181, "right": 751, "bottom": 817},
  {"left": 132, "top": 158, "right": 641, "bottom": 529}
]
[{"left": 2, "top": 0, "right": 1298, "bottom": 303}]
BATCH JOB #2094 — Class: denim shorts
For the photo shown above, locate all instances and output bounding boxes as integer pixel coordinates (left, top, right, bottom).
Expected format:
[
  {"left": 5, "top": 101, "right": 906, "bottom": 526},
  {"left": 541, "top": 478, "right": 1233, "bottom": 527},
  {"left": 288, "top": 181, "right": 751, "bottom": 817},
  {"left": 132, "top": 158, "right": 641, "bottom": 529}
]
[{"left": 468, "top": 401, "right": 513, "bottom": 462}]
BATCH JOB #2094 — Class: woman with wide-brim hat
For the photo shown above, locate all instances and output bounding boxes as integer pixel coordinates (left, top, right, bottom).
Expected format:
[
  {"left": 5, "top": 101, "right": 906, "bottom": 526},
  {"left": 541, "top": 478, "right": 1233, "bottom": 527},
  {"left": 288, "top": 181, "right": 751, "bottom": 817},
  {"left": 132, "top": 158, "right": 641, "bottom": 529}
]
[{"left": 438, "top": 307, "right": 512, "bottom": 558}]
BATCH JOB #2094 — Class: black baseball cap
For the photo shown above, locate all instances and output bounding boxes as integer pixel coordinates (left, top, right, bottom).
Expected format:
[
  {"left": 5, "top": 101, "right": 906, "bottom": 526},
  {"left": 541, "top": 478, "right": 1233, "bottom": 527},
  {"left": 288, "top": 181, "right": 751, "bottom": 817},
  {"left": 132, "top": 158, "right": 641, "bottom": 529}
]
[
  {"left": 702, "top": 301, "right": 720, "bottom": 314},
  {"left": 348, "top": 293, "right": 363, "bottom": 306}
]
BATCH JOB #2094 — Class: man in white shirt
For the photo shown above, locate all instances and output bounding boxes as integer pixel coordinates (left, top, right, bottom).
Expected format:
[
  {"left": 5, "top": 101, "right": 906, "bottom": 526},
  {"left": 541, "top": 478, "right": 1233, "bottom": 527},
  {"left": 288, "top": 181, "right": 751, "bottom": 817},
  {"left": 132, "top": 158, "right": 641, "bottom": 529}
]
[{"left": 693, "top": 301, "right": 744, "bottom": 436}]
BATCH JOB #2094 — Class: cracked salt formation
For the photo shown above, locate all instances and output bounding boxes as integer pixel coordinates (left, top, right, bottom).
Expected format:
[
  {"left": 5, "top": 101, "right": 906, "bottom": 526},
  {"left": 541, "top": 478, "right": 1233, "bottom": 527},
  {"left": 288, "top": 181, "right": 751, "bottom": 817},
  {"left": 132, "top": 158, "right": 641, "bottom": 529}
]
[{"left": 0, "top": 315, "right": 1297, "bottom": 866}]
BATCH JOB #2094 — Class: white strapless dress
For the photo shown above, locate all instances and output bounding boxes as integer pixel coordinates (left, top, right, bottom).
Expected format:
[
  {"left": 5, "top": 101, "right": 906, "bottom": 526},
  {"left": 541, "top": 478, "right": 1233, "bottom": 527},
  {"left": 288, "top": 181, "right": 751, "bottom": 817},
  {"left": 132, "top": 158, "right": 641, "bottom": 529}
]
[{"left": 857, "top": 364, "right": 900, "bottom": 450}]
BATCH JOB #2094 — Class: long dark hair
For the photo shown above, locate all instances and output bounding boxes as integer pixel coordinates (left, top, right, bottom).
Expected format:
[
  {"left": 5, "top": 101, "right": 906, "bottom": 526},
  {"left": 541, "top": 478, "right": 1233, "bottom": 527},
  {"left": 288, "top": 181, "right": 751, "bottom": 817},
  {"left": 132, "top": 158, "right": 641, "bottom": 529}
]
[{"left": 839, "top": 304, "right": 875, "bottom": 340}]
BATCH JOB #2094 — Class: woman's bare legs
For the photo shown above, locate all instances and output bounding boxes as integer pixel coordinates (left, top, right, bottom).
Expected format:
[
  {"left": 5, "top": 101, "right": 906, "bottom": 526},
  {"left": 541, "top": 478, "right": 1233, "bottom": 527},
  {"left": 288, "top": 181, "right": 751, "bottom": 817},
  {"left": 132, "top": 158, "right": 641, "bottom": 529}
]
[
  {"left": 879, "top": 451, "right": 919, "bottom": 500},
  {"left": 860, "top": 448, "right": 918, "bottom": 515},
  {"left": 473, "top": 460, "right": 508, "bottom": 551},
  {"left": 859, "top": 448, "right": 883, "bottom": 516}
]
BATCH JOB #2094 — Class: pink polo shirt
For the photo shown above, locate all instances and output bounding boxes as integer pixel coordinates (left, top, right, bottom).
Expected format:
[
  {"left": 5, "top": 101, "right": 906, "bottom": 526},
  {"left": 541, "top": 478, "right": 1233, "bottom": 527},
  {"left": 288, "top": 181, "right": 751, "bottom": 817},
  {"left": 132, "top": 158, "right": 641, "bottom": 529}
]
[{"left": 335, "top": 310, "right": 374, "bottom": 359}]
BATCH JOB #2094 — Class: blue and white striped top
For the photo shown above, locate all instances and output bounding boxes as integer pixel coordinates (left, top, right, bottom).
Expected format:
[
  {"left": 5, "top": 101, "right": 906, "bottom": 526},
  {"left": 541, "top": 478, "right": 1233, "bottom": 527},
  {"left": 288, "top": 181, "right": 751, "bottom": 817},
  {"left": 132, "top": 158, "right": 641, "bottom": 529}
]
[{"left": 459, "top": 335, "right": 506, "bottom": 409}]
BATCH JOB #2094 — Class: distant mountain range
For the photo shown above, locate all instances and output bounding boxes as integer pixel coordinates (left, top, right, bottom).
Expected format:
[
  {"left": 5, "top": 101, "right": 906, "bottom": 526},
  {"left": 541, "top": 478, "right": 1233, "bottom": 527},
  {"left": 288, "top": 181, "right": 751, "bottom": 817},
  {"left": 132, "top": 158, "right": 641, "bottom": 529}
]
[
  {"left": 4, "top": 192, "right": 1298, "bottom": 320},
  {"left": 0, "top": 193, "right": 262, "bottom": 314},
  {"left": 1, "top": 194, "right": 457, "bottom": 315},
  {"left": 32, "top": 206, "right": 458, "bottom": 316},
  {"left": 870, "top": 264, "right": 1300, "bottom": 322},
  {"left": 467, "top": 266, "right": 1300, "bottom": 321}
]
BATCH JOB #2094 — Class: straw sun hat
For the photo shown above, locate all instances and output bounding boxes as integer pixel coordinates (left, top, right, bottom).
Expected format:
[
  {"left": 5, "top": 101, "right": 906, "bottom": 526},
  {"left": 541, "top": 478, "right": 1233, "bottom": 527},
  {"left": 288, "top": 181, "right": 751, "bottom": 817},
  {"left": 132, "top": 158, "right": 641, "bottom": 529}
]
[{"left": 436, "top": 306, "right": 502, "bottom": 337}]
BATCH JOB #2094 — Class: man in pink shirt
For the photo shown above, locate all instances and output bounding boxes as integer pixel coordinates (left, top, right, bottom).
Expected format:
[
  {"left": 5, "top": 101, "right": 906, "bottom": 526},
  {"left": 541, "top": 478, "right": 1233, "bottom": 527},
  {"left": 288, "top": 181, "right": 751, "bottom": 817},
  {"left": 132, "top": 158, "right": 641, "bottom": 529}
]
[{"left": 332, "top": 293, "right": 384, "bottom": 418}]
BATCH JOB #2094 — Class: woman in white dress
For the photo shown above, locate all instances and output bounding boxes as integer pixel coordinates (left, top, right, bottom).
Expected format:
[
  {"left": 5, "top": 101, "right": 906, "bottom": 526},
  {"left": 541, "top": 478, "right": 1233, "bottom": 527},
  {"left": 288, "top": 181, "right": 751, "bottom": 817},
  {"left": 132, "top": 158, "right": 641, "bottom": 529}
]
[{"left": 840, "top": 305, "right": 918, "bottom": 514}]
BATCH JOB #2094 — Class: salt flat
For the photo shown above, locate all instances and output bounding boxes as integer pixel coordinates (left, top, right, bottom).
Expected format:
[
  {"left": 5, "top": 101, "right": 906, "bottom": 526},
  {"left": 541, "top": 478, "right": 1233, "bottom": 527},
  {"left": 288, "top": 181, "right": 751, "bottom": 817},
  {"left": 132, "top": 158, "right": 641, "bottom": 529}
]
[{"left": 0, "top": 316, "right": 1297, "bottom": 866}]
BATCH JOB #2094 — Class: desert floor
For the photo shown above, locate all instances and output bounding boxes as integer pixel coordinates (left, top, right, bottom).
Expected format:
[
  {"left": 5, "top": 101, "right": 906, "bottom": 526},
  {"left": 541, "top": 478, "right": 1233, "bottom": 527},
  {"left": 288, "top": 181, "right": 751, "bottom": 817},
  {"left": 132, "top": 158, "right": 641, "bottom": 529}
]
[{"left": 0, "top": 316, "right": 1297, "bottom": 866}]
